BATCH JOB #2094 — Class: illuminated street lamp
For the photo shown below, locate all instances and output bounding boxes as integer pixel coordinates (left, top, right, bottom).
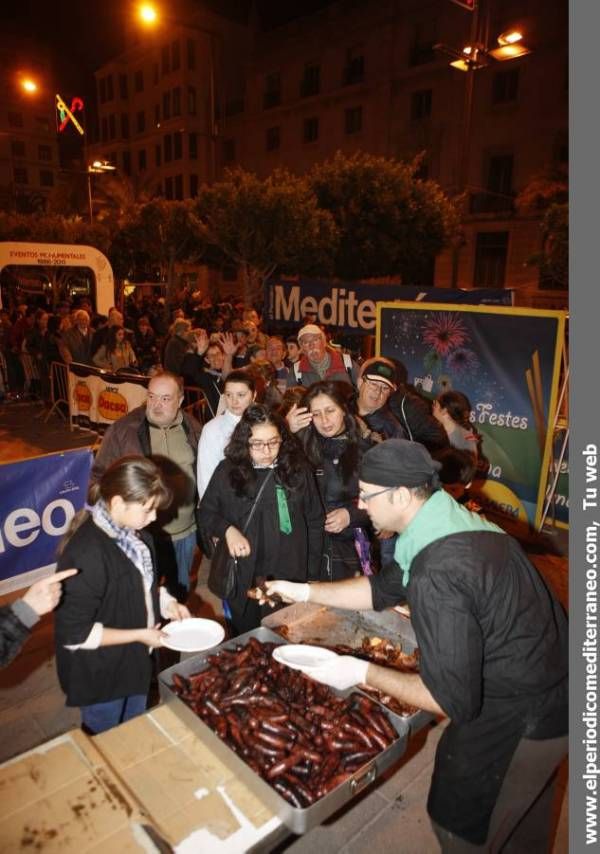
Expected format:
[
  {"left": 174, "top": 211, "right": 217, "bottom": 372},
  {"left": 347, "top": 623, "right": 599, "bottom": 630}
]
[
  {"left": 138, "top": 3, "right": 159, "bottom": 26},
  {"left": 20, "top": 77, "right": 39, "bottom": 95},
  {"left": 87, "top": 160, "right": 116, "bottom": 223}
]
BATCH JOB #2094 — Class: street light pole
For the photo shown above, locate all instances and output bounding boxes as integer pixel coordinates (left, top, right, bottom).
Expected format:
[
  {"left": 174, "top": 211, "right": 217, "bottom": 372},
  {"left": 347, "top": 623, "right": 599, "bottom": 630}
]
[{"left": 87, "top": 160, "right": 116, "bottom": 224}]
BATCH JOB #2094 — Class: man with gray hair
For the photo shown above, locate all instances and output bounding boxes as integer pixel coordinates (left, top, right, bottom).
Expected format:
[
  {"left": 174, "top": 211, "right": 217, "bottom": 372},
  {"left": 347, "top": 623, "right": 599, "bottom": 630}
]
[
  {"left": 286, "top": 324, "right": 358, "bottom": 388},
  {"left": 59, "top": 310, "right": 94, "bottom": 365}
]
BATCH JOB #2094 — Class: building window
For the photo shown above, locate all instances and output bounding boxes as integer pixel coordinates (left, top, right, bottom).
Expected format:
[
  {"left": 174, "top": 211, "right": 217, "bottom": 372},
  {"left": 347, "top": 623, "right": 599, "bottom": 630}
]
[
  {"left": 189, "top": 132, "right": 198, "bottom": 160},
  {"left": 174, "top": 174, "right": 183, "bottom": 200},
  {"left": 137, "top": 110, "right": 145, "bottom": 133},
  {"left": 190, "top": 174, "right": 199, "bottom": 198},
  {"left": 35, "top": 116, "right": 50, "bottom": 132},
  {"left": 492, "top": 68, "right": 519, "bottom": 104},
  {"left": 266, "top": 126, "right": 281, "bottom": 151},
  {"left": 38, "top": 144, "right": 52, "bottom": 161},
  {"left": 344, "top": 106, "right": 362, "bottom": 135},
  {"left": 343, "top": 46, "right": 365, "bottom": 85},
  {"left": 155, "top": 144, "right": 162, "bottom": 167},
  {"left": 172, "top": 87, "right": 181, "bottom": 116},
  {"left": 8, "top": 111, "right": 23, "bottom": 128},
  {"left": 187, "top": 86, "right": 197, "bottom": 115},
  {"left": 11, "top": 140, "right": 26, "bottom": 157},
  {"left": 303, "top": 116, "right": 319, "bottom": 143},
  {"left": 101, "top": 117, "right": 108, "bottom": 142},
  {"left": 470, "top": 155, "right": 514, "bottom": 213},
  {"left": 162, "top": 91, "right": 171, "bottom": 119},
  {"left": 474, "top": 232, "right": 509, "bottom": 287},
  {"left": 264, "top": 72, "right": 281, "bottom": 109},
  {"left": 138, "top": 149, "right": 147, "bottom": 171},
  {"left": 411, "top": 89, "right": 432, "bottom": 120},
  {"left": 153, "top": 63, "right": 159, "bottom": 85},
  {"left": 106, "top": 75, "right": 114, "bottom": 101},
  {"left": 109, "top": 114, "right": 116, "bottom": 139},
  {"left": 301, "top": 64, "right": 320, "bottom": 97},
  {"left": 410, "top": 21, "right": 437, "bottom": 66},
  {"left": 13, "top": 167, "right": 28, "bottom": 184},
  {"left": 99, "top": 78, "right": 107, "bottom": 104},
  {"left": 164, "top": 134, "right": 172, "bottom": 162},
  {"left": 222, "top": 138, "right": 235, "bottom": 163},
  {"left": 173, "top": 131, "right": 182, "bottom": 160},
  {"left": 119, "top": 73, "right": 129, "bottom": 99},
  {"left": 165, "top": 175, "right": 174, "bottom": 200},
  {"left": 134, "top": 70, "right": 144, "bottom": 93},
  {"left": 161, "top": 44, "right": 170, "bottom": 75},
  {"left": 121, "top": 114, "right": 130, "bottom": 139},
  {"left": 187, "top": 39, "right": 196, "bottom": 70},
  {"left": 40, "top": 169, "right": 54, "bottom": 187},
  {"left": 123, "top": 150, "right": 131, "bottom": 175},
  {"left": 171, "top": 40, "right": 181, "bottom": 71}
]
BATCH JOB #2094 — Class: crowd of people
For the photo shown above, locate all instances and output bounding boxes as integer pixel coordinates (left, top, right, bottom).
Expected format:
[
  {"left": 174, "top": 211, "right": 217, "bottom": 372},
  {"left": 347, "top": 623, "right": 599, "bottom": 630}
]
[{"left": 0, "top": 289, "right": 568, "bottom": 851}]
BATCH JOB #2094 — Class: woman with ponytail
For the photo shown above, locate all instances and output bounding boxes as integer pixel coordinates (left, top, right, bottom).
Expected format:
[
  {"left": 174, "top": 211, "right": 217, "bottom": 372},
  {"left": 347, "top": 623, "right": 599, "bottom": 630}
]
[{"left": 54, "top": 456, "right": 190, "bottom": 734}]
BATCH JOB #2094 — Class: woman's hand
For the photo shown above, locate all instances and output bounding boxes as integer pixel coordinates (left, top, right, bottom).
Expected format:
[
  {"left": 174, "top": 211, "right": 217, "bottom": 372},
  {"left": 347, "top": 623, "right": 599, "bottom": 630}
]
[
  {"left": 164, "top": 601, "right": 191, "bottom": 621},
  {"left": 286, "top": 403, "right": 312, "bottom": 434},
  {"left": 219, "top": 332, "right": 238, "bottom": 356},
  {"left": 325, "top": 508, "right": 351, "bottom": 534},
  {"left": 137, "top": 624, "right": 166, "bottom": 648},
  {"left": 225, "top": 526, "right": 252, "bottom": 558}
]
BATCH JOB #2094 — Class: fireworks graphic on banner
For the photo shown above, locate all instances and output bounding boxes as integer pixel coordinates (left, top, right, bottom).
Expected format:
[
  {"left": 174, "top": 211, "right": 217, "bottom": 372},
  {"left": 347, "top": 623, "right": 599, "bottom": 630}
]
[
  {"left": 422, "top": 313, "right": 468, "bottom": 356},
  {"left": 446, "top": 347, "right": 480, "bottom": 376}
]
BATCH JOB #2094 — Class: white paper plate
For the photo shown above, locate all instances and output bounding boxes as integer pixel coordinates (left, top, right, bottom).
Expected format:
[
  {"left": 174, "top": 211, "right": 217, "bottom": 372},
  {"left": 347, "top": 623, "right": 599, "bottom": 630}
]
[
  {"left": 272, "top": 644, "right": 338, "bottom": 673},
  {"left": 162, "top": 618, "right": 225, "bottom": 652}
]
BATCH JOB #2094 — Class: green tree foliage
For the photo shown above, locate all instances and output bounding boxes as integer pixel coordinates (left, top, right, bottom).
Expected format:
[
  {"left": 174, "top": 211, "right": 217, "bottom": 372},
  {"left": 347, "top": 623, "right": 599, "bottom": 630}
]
[
  {"left": 0, "top": 212, "right": 110, "bottom": 253},
  {"left": 517, "top": 167, "right": 568, "bottom": 289},
  {"left": 308, "top": 150, "right": 460, "bottom": 283},
  {"left": 194, "top": 168, "right": 337, "bottom": 305}
]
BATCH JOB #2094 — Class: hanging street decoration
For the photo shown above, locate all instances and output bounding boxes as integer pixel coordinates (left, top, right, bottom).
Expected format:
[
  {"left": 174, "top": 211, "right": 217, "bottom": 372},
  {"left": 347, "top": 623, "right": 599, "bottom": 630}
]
[{"left": 55, "top": 93, "right": 85, "bottom": 135}]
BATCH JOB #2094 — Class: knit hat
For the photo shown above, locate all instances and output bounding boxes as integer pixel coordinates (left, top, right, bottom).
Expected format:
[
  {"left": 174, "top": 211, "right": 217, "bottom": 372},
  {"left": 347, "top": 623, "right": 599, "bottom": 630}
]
[
  {"left": 297, "top": 324, "right": 323, "bottom": 340},
  {"left": 360, "top": 439, "right": 442, "bottom": 488},
  {"left": 361, "top": 359, "right": 397, "bottom": 389}
]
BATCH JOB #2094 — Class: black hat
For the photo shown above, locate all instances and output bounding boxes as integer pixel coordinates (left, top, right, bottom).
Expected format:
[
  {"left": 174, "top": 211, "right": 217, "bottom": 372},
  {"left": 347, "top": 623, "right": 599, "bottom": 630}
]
[
  {"left": 360, "top": 439, "right": 442, "bottom": 488},
  {"left": 361, "top": 359, "right": 397, "bottom": 389}
]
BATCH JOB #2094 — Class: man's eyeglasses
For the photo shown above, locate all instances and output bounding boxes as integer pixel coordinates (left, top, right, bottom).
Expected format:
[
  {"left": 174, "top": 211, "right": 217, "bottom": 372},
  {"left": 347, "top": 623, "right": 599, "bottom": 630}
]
[
  {"left": 248, "top": 438, "right": 282, "bottom": 451},
  {"left": 363, "top": 379, "right": 392, "bottom": 395},
  {"left": 358, "top": 486, "right": 397, "bottom": 502}
]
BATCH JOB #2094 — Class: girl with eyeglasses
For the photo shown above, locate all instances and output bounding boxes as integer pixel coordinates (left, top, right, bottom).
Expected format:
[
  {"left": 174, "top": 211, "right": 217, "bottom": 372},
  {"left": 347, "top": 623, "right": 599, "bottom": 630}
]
[{"left": 199, "top": 404, "right": 324, "bottom": 633}]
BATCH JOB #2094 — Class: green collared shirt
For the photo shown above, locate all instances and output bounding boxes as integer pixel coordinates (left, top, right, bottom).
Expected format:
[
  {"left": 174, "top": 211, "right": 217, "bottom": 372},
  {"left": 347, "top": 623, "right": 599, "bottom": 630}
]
[{"left": 394, "top": 490, "right": 504, "bottom": 586}]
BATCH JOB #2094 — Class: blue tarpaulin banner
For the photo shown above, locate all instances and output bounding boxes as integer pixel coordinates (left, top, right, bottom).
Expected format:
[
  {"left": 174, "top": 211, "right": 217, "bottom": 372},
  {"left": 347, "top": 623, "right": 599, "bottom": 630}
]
[
  {"left": 377, "top": 302, "right": 566, "bottom": 529},
  {"left": 265, "top": 277, "right": 513, "bottom": 333},
  {"left": 0, "top": 449, "right": 92, "bottom": 591}
]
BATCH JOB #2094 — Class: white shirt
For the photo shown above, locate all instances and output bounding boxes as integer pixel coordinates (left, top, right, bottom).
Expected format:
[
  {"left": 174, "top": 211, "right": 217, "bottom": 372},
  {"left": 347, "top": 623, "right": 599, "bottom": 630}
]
[{"left": 197, "top": 409, "right": 241, "bottom": 499}]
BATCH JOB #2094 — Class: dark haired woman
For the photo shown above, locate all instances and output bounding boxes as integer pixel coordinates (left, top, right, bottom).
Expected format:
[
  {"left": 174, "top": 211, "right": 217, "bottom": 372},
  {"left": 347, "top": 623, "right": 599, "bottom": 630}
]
[
  {"left": 199, "top": 404, "right": 324, "bottom": 633},
  {"left": 287, "top": 380, "right": 374, "bottom": 581},
  {"left": 433, "top": 390, "right": 479, "bottom": 457},
  {"left": 93, "top": 325, "right": 138, "bottom": 373},
  {"left": 54, "top": 456, "right": 190, "bottom": 734}
]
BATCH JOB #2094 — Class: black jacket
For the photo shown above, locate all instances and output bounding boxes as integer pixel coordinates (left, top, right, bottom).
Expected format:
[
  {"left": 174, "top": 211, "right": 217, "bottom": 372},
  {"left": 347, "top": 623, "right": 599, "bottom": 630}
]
[
  {"left": 199, "top": 461, "right": 325, "bottom": 605},
  {"left": 55, "top": 519, "right": 159, "bottom": 706},
  {"left": 181, "top": 353, "right": 223, "bottom": 419},
  {"left": 388, "top": 390, "right": 449, "bottom": 451}
]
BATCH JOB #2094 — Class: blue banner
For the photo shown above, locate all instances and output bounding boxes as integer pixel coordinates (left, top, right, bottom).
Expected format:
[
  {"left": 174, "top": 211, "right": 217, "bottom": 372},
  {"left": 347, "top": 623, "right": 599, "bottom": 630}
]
[
  {"left": 377, "top": 303, "right": 566, "bottom": 528},
  {"left": 265, "top": 277, "right": 513, "bottom": 333},
  {"left": 0, "top": 449, "right": 92, "bottom": 586}
]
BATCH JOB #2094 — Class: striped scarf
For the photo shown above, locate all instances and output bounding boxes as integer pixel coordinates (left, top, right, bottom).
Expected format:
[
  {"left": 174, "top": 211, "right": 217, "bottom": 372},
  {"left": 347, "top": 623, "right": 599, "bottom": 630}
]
[{"left": 91, "top": 500, "right": 155, "bottom": 593}]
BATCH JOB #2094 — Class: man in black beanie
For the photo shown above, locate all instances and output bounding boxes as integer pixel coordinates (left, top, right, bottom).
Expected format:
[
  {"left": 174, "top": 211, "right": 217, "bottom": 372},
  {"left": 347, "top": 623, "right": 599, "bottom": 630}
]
[{"left": 263, "top": 439, "right": 568, "bottom": 852}]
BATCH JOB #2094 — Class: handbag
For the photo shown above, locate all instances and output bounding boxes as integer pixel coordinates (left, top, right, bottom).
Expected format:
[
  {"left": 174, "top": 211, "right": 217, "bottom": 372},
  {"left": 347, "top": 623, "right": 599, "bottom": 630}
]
[{"left": 207, "top": 470, "right": 274, "bottom": 600}]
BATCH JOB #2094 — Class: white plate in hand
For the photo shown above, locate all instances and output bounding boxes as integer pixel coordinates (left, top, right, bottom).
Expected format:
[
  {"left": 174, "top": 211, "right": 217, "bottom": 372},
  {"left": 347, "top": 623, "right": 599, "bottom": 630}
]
[
  {"left": 162, "top": 618, "right": 225, "bottom": 652},
  {"left": 272, "top": 644, "right": 338, "bottom": 673}
]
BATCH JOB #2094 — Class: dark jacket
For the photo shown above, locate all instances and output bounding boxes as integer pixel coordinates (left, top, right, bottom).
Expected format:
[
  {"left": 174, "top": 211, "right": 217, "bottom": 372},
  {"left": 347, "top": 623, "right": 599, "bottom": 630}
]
[
  {"left": 90, "top": 404, "right": 202, "bottom": 485},
  {"left": 0, "top": 601, "right": 38, "bottom": 668},
  {"left": 199, "top": 461, "right": 325, "bottom": 606},
  {"left": 354, "top": 403, "right": 406, "bottom": 441},
  {"left": 370, "top": 529, "right": 568, "bottom": 844},
  {"left": 61, "top": 327, "right": 94, "bottom": 366},
  {"left": 163, "top": 335, "right": 190, "bottom": 375},
  {"left": 180, "top": 353, "right": 223, "bottom": 419},
  {"left": 388, "top": 390, "right": 449, "bottom": 451},
  {"left": 54, "top": 519, "right": 159, "bottom": 706}
]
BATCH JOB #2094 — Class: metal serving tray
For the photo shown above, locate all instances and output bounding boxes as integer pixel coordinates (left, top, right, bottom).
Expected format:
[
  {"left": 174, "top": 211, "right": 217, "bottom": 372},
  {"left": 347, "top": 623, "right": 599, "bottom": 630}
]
[
  {"left": 158, "top": 626, "right": 410, "bottom": 835},
  {"left": 262, "top": 603, "right": 432, "bottom": 734}
]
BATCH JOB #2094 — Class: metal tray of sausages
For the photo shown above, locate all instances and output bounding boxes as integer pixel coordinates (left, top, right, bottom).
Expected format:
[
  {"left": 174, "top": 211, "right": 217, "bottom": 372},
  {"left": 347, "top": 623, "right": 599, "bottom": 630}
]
[
  {"left": 158, "top": 626, "right": 410, "bottom": 834},
  {"left": 262, "top": 603, "right": 432, "bottom": 734}
]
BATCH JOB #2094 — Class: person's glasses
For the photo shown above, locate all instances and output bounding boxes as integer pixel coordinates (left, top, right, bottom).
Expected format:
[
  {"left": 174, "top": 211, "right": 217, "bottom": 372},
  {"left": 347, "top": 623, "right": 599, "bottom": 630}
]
[
  {"left": 248, "top": 438, "right": 282, "bottom": 451},
  {"left": 364, "top": 379, "right": 392, "bottom": 395},
  {"left": 148, "top": 394, "right": 175, "bottom": 404},
  {"left": 358, "top": 486, "right": 397, "bottom": 502}
]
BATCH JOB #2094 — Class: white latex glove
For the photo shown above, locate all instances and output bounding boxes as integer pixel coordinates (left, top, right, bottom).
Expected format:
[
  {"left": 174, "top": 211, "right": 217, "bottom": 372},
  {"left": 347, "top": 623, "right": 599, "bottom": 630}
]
[
  {"left": 262, "top": 580, "right": 310, "bottom": 604},
  {"left": 306, "top": 655, "right": 370, "bottom": 690}
]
